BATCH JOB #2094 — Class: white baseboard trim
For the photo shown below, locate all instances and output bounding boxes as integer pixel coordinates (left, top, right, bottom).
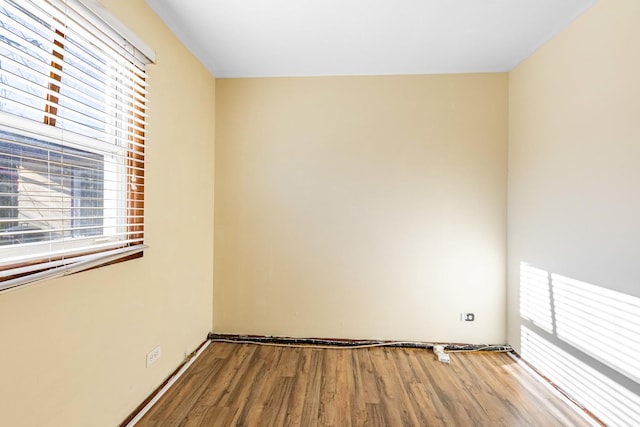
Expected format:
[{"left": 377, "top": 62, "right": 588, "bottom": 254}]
[{"left": 124, "top": 340, "right": 211, "bottom": 427}]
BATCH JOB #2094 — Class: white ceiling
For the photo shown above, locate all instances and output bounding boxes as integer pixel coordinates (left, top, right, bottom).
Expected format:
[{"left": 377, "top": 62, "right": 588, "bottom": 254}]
[{"left": 144, "top": 0, "right": 597, "bottom": 78}]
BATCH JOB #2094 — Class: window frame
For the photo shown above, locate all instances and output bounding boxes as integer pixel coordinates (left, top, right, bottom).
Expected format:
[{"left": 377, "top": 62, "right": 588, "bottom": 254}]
[{"left": 0, "top": 0, "right": 154, "bottom": 292}]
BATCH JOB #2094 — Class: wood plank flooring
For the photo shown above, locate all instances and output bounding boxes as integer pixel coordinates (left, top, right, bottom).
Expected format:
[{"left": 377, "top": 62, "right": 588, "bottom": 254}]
[{"left": 134, "top": 342, "right": 591, "bottom": 426}]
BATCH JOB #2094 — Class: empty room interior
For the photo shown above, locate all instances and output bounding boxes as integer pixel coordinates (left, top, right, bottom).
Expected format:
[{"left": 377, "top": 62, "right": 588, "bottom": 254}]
[{"left": 0, "top": 0, "right": 638, "bottom": 425}]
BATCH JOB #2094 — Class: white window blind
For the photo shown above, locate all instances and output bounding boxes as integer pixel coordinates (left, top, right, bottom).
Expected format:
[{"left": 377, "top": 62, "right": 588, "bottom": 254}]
[{"left": 0, "top": 0, "right": 152, "bottom": 291}]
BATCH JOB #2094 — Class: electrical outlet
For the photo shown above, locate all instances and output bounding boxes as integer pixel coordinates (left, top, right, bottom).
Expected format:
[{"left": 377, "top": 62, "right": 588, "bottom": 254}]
[
  {"left": 146, "top": 346, "right": 162, "bottom": 368},
  {"left": 461, "top": 312, "right": 475, "bottom": 322}
]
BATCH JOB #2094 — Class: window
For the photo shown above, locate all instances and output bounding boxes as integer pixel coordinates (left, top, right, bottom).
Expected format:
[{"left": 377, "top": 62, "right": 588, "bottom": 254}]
[{"left": 0, "top": 0, "right": 153, "bottom": 291}]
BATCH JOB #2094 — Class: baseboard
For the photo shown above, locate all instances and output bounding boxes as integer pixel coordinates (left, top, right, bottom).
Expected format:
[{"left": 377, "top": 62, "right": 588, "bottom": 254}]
[{"left": 119, "top": 338, "right": 210, "bottom": 427}]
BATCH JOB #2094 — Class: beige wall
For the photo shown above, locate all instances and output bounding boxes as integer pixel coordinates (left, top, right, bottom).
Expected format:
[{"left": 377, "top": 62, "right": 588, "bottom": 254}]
[
  {"left": 508, "top": 0, "right": 640, "bottom": 419},
  {"left": 215, "top": 74, "right": 508, "bottom": 343},
  {"left": 0, "top": 1, "right": 215, "bottom": 426},
  {"left": 508, "top": 0, "right": 640, "bottom": 351}
]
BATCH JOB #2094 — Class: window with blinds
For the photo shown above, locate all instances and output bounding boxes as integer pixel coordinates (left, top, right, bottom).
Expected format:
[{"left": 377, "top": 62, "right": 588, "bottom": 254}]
[{"left": 0, "top": 0, "right": 152, "bottom": 291}]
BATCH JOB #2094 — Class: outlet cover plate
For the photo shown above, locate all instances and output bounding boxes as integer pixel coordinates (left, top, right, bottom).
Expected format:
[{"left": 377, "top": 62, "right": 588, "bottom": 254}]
[
  {"left": 146, "top": 346, "right": 162, "bottom": 368},
  {"left": 461, "top": 313, "right": 475, "bottom": 322}
]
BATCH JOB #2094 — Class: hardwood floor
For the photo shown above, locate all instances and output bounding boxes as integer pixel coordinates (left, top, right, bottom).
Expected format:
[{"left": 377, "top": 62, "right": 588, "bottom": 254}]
[{"left": 134, "top": 342, "right": 591, "bottom": 426}]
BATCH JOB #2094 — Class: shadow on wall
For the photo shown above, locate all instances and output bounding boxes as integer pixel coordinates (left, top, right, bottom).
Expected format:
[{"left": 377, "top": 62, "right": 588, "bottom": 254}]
[{"left": 519, "top": 262, "right": 640, "bottom": 425}]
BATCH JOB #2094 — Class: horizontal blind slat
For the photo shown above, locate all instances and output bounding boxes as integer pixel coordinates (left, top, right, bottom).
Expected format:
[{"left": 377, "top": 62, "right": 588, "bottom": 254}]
[
  {"left": 0, "top": 42, "right": 147, "bottom": 124},
  {"left": 0, "top": 57, "right": 148, "bottom": 129},
  {"left": 0, "top": 77, "right": 147, "bottom": 140}
]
